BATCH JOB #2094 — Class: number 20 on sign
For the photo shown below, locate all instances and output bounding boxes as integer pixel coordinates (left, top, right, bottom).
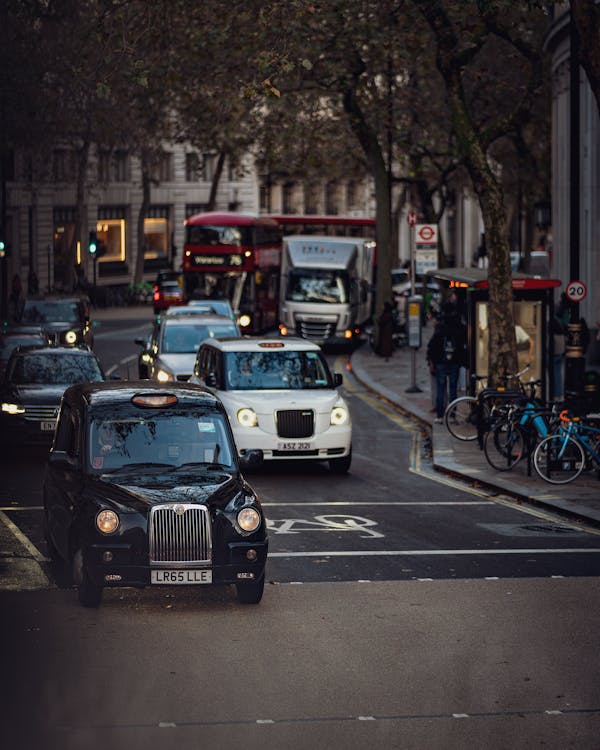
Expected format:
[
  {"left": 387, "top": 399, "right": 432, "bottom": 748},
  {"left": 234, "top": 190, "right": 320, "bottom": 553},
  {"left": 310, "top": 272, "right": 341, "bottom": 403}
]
[{"left": 565, "top": 280, "right": 586, "bottom": 303}]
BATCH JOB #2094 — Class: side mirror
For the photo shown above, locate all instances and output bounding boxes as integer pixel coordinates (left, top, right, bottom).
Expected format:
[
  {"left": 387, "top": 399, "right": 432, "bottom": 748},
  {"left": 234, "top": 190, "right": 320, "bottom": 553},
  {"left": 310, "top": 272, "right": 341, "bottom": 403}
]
[
  {"left": 333, "top": 372, "right": 343, "bottom": 387},
  {"left": 134, "top": 338, "right": 146, "bottom": 347},
  {"left": 48, "top": 450, "right": 77, "bottom": 470},
  {"left": 205, "top": 372, "right": 217, "bottom": 388},
  {"left": 239, "top": 450, "right": 264, "bottom": 471}
]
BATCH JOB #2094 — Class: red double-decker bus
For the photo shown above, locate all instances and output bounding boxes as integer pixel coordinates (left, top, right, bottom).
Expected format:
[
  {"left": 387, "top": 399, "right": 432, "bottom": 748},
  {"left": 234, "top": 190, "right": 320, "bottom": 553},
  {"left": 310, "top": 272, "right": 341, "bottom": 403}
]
[
  {"left": 182, "top": 212, "right": 282, "bottom": 334},
  {"left": 267, "top": 213, "right": 376, "bottom": 238}
]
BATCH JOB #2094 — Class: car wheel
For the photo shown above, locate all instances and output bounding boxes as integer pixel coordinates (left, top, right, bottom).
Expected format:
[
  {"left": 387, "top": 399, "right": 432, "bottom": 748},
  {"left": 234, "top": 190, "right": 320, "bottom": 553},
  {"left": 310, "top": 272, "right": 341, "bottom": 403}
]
[
  {"left": 236, "top": 573, "right": 265, "bottom": 604},
  {"left": 42, "top": 511, "right": 61, "bottom": 562},
  {"left": 72, "top": 547, "right": 103, "bottom": 608},
  {"left": 329, "top": 449, "right": 352, "bottom": 474}
]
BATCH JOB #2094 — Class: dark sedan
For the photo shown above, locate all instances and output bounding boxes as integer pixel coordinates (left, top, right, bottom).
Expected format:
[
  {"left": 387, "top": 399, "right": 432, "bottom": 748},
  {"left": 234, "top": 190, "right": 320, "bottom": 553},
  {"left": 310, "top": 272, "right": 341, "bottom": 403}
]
[
  {"left": 43, "top": 381, "right": 268, "bottom": 607},
  {"left": 0, "top": 345, "right": 105, "bottom": 445},
  {"left": 18, "top": 295, "right": 94, "bottom": 348}
]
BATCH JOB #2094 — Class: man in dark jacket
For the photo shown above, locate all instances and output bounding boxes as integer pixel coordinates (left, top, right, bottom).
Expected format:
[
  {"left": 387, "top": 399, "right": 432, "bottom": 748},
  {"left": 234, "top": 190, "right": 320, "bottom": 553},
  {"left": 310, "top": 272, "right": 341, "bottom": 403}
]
[{"left": 427, "top": 306, "right": 466, "bottom": 423}]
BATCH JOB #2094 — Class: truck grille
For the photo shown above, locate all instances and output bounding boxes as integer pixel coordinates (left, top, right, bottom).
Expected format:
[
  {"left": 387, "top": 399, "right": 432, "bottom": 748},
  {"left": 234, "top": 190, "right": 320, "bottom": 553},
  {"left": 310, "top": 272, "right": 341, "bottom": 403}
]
[
  {"left": 276, "top": 409, "right": 314, "bottom": 438},
  {"left": 149, "top": 504, "right": 212, "bottom": 564},
  {"left": 295, "top": 321, "right": 336, "bottom": 340}
]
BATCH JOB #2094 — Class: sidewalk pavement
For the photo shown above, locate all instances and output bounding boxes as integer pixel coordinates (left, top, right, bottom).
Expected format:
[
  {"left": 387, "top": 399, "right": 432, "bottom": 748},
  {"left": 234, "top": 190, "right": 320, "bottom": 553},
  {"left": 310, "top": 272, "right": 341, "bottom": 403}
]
[
  {"left": 91, "top": 305, "right": 600, "bottom": 529},
  {"left": 349, "top": 336, "right": 600, "bottom": 530}
]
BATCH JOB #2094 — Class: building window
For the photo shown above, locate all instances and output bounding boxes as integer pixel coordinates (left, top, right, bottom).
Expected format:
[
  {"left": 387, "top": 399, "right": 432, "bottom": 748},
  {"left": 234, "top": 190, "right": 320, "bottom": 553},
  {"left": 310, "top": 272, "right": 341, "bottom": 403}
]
[
  {"left": 260, "top": 183, "right": 271, "bottom": 213},
  {"left": 96, "top": 217, "right": 126, "bottom": 262},
  {"left": 185, "top": 152, "right": 201, "bottom": 182},
  {"left": 305, "top": 184, "right": 319, "bottom": 215},
  {"left": 112, "top": 150, "right": 128, "bottom": 182},
  {"left": 144, "top": 217, "right": 168, "bottom": 261},
  {"left": 186, "top": 204, "right": 207, "bottom": 218},
  {"left": 98, "top": 151, "right": 110, "bottom": 183},
  {"left": 325, "top": 182, "right": 338, "bottom": 215},
  {"left": 53, "top": 149, "right": 76, "bottom": 182},
  {"left": 152, "top": 151, "right": 173, "bottom": 182},
  {"left": 282, "top": 183, "right": 295, "bottom": 214},
  {"left": 202, "top": 153, "right": 214, "bottom": 181},
  {"left": 346, "top": 181, "right": 356, "bottom": 210}
]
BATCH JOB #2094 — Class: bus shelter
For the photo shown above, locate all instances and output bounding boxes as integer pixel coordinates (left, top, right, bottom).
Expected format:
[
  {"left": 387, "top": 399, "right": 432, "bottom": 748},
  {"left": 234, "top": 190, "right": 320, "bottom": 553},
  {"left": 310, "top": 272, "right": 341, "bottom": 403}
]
[{"left": 427, "top": 268, "right": 562, "bottom": 400}]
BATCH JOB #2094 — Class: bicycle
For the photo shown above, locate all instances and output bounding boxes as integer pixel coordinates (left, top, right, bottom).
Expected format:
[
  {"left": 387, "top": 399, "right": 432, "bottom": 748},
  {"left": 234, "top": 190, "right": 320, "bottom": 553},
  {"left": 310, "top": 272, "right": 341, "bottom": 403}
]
[
  {"left": 533, "top": 411, "right": 600, "bottom": 484},
  {"left": 444, "top": 365, "right": 531, "bottom": 443},
  {"left": 482, "top": 383, "right": 561, "bottom": 472}
]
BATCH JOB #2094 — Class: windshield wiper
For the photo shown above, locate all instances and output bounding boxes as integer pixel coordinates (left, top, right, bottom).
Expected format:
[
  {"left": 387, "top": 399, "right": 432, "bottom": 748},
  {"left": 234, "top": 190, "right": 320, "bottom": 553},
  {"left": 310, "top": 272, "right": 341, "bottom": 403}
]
[
  {"left": 173, "top": 462, "right": 229, "bottom": 472},
  {"left": 110, "top": 462, "right": 175, "bottom": 474}
]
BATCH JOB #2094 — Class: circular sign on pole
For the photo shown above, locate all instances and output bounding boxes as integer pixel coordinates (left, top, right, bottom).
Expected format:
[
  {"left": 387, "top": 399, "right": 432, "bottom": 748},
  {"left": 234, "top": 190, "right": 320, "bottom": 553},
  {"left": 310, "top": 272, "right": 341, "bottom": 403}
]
[
  {"left": 407, "top": 211, "right": 417, "bottom": 227},
  {"left": 565, "top": 280, "right": 587, "bottom": 302}
]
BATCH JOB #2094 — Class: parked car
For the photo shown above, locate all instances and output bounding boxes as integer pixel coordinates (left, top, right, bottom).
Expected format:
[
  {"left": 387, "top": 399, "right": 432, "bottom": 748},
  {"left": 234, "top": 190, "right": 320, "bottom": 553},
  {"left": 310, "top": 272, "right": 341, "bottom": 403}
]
[
  {"left": 135, "top": 311, "right": 240, "bottom": 381},
  {"left": 43, "top": 381, "right": 267, "bottom": 607},
  {"left": 189, "top": 337, "right": 352, "bottom": 473},
  {"left": 17, "top": 295, "right": 94, "bottom": 348},
  {"left": 0, "top": 344, "right": 105, "bottom": 445},
  {"left": 0, "top": 324, "right": 51, "bottom": 381},
  {"left": 153, "top": 278, "right": 186, "bottom": 315}
]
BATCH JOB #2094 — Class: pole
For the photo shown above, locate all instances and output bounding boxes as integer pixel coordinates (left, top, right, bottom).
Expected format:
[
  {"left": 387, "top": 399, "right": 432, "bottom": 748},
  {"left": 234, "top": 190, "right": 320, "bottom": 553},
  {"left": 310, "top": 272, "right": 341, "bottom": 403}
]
[
  {"left": 564, "top": 16, "right": 585, "bottom": 402},
  {"left": 406, "top": 224, "right": 422, "bottom": 393}
]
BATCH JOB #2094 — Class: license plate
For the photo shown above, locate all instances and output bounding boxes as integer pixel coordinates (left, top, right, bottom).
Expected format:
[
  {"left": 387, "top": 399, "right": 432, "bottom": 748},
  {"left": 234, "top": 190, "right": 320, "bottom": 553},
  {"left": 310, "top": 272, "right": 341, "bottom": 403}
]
[
  {"left": 151, "top": 569, "right": 212, "bottom": 585},
  {"left": 277, "top": 441, "right": 313, "bottom": 451},
  {"left": 40, "top": 421, "right": 56, "bottom": 431}
]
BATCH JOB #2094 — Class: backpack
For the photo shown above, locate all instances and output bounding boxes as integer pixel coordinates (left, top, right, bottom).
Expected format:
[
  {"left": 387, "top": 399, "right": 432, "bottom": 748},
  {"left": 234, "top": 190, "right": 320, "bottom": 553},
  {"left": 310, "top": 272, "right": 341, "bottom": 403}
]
[{"left": 442, "top": 333, "right": 456, "bottom": 362}]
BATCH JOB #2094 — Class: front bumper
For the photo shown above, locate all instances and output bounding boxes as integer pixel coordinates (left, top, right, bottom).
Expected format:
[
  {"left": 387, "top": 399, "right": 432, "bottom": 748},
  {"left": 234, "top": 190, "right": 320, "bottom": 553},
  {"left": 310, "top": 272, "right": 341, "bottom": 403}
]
[
  {"left": 232, "top": 424, "right": 352, "bottom": 461},
  {"left": 84, "top": 539, "right": 268, "bottom": 588}
]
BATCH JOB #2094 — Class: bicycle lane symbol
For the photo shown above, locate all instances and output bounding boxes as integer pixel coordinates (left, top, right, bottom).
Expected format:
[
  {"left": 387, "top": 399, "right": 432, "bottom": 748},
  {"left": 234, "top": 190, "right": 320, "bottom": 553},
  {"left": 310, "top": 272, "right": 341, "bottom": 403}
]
[{"left": 266, "top": 515, "right": 384, "bottom": 539}]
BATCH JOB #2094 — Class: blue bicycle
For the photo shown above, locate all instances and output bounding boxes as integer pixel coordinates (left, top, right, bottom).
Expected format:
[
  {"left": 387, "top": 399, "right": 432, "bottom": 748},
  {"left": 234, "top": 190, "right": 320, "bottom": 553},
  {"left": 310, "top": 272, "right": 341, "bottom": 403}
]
[{"left": 533, "top": 411, "right": 600, "bottom": 484}]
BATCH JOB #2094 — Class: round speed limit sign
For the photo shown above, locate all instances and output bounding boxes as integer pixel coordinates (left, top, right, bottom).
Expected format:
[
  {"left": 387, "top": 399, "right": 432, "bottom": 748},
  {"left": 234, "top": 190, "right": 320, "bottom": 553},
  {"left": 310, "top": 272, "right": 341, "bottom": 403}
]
[{"left": 565, "top": 280, "right": 587, "bottom": 302}]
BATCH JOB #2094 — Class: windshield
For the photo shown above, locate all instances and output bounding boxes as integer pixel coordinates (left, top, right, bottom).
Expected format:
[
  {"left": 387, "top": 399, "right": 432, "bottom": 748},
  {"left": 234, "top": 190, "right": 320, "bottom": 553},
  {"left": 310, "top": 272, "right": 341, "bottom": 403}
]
[
  {"left": 224, "top": 350, "right": 332, "bottom": 390},
  {"left": 162, "top": 322, "right": 239, "bottom": 354},
  {"left": 21, "top": 300, "right": 82, "bottom": 325},
  {"left": 286, "top": 269, "right": 349, "bottom": 304},
  {"left": 89, "top": 411, "right": 234, "bottom": 473},
  {"left": 9, "top": 352, "right": 103, "bottom": 384}
]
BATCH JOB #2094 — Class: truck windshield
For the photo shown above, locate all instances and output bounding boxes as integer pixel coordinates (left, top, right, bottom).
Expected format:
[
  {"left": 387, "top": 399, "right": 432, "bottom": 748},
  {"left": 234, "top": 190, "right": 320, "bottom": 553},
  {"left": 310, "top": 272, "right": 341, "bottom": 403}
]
[{"left": 286, "top": 269, "right": 349, "bottom": 304}]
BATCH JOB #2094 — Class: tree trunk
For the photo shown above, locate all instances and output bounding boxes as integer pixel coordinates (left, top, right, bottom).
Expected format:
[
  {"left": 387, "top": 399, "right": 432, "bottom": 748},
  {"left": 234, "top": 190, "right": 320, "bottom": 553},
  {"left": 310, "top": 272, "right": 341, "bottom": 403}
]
[
  {"left": 207, "top": 150, "right": 226, "bottom": 211},
  {"left": 343, "top": 87, "right": 392, "bottom": 321},
  {"left": 73, "top": 139, "right": 90, "bottom": 292},
  {"left": 135, "top": 154, "right": 151, "bottom": 286}
]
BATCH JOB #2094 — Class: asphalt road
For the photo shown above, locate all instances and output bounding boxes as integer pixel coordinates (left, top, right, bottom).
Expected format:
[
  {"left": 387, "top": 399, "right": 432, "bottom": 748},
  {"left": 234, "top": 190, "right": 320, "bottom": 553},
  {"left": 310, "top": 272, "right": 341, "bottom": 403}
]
[{"left": 2, "top": 313, "right": 600, "bottom": 749}]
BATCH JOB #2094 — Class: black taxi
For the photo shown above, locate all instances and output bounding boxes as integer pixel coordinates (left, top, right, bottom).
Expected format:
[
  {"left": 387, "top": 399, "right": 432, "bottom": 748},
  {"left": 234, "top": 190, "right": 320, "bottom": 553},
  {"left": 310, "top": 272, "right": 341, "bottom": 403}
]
[{"left": 43, "top": 381, "right": 267, "bottom": 607}]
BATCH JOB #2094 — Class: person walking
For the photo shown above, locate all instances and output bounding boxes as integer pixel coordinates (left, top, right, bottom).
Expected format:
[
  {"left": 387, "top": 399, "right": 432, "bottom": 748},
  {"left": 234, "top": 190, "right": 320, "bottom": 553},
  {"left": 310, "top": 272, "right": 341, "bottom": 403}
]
[{"left": 427, "top": 305, "right": 466, "bottom": 424}]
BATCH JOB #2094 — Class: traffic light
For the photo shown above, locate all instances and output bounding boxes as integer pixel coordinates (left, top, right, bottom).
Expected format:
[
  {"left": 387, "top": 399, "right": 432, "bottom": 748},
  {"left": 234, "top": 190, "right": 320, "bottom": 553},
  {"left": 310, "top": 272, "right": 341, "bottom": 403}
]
[
  {"left": 0, "top": 239, "right": 5, "bottom": 258},
  {"left": 88, "top": 231, "right": 98, "bottom": 256}
]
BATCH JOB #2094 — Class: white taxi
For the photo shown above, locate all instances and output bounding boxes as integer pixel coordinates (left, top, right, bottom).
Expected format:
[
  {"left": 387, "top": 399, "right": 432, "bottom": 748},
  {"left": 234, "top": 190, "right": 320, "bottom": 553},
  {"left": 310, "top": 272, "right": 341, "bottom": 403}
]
[{"left": 189, "top": 337, "right": 352, "bottom": 473}]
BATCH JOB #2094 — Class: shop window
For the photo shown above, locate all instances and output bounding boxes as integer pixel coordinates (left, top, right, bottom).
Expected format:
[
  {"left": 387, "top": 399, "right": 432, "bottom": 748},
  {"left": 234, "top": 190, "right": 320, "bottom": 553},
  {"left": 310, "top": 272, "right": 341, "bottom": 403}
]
[
  {"left": 96, "top": 219, "right": 126, "bottom": 262},
  {"left": 144, "top": 218, "right": 168, "bottom": 260}
]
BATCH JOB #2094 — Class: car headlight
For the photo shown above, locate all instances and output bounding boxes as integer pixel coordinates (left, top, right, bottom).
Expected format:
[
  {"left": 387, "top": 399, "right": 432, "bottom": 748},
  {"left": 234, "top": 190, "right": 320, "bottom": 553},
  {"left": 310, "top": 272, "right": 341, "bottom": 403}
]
[
  {"left": 238, "top": 314, "right": 252, "bottom": 329},
  {"left": 64, "top": 329, "right": 78, "bottom": 345},
  {"left": 2, "top": 402, "right": 25, "bottom": 415},
  {"left": 237, "top": 407, "right": 258, "bottom": 427},
  {"left": 141, "top": 352, "right": 153, "bottom": 364},
  {"left": 237, "top": 507, "right": 261, "bottom": 532},
  {"left": 156, "top": 368, "right": 174, "bottom": 382},
  {"left": 96, "top": 509, "right": 120, "bottom": 534},
  {"left": 330, "top": 406, "right": 349, "bottom": 426}
]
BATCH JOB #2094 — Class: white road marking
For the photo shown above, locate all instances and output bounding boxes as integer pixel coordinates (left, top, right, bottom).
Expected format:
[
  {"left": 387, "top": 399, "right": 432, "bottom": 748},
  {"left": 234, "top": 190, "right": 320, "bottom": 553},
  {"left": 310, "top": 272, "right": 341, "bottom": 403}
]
[
  {"left": 269, "top": 548, "right": 600, "bottom": 558},
  {"left": 0, "top": 510, "right": 48, "bottom": 563}
]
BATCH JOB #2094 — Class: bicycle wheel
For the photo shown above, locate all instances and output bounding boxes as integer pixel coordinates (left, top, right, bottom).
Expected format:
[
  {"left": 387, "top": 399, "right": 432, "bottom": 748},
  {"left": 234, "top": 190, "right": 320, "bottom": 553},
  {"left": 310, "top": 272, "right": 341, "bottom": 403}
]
[
  {"left": 483, "top": 421, "right": 525, "bottom": 471},
  {"left": 444, "top": 396, "right": 479, "bottom": 441},
  {"left": 533, "top": 434, "right": 585, "bottom": 484}
]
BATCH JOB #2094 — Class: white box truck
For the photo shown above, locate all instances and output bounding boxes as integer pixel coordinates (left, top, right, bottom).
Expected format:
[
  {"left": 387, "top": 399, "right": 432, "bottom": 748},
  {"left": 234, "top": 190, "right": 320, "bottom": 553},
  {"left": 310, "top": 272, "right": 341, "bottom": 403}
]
[{"left": 278, "top": 236, "right": 375, "bottom": 347}]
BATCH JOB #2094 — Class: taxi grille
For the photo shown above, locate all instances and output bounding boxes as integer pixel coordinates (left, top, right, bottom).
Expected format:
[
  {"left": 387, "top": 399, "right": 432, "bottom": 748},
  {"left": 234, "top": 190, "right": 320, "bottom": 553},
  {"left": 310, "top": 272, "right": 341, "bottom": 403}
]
[
  {"left": 276, "top": 409, "right": 314, "bottom": 438},
  {"left": 23, "top": 405, "right": 58, "bottom": 422},
  {"left": 149, "top": 504, "right": 212, "bottom": 564}
]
